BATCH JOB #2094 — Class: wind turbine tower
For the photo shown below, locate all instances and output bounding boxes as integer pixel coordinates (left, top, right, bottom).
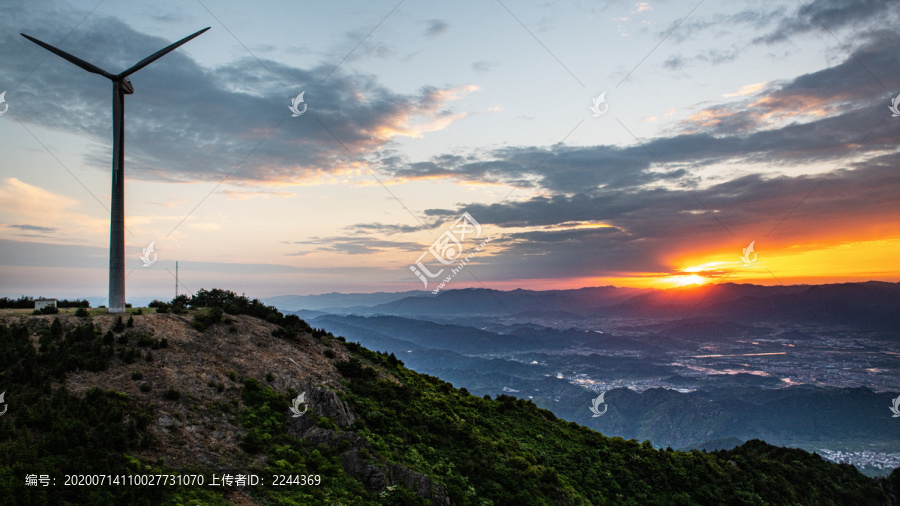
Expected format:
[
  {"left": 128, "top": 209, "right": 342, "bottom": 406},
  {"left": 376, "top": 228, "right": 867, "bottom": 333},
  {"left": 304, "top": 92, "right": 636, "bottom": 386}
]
[{"left": 22, "top": 28, "right": 209, "bottom": 313}]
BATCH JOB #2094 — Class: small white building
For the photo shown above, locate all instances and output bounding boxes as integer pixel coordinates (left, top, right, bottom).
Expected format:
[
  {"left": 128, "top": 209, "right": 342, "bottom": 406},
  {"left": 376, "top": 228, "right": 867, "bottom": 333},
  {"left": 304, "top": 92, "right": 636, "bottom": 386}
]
[{"left": 34, "top": 298, "right": 58, "bottom": 310}]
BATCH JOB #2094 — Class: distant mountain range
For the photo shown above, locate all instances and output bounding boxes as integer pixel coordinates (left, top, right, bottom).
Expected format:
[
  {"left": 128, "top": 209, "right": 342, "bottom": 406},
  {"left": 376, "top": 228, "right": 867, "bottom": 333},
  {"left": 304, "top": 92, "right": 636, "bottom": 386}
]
[
  {"left": 264, "top": 290, "right": 426, "bottom": 311},
  {"left": 270, "top": 281, "right": 900, "bottom": 330}
]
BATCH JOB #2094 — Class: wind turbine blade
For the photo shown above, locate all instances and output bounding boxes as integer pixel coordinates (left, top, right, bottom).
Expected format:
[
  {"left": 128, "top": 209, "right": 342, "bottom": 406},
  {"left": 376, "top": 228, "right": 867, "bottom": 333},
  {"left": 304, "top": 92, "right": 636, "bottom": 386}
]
[
  {"left": 118, "top": 27, "right": 210, "bottom": 79},
  {"left": 20, "top": 33, "right": 116, "bottom": 80}
]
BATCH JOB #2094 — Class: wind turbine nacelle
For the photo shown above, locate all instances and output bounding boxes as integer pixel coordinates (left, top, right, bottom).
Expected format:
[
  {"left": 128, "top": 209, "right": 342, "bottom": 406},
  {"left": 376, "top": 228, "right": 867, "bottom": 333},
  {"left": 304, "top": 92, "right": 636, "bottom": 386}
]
[{"left": 120, "top": 78, "right": 134, "bottom": 94}]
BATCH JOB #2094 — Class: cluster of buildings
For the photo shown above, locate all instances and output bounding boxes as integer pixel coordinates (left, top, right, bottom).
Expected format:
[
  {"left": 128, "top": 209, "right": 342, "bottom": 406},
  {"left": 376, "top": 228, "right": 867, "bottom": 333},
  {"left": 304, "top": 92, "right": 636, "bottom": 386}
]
[{"left": 817, "top": 449, "right": 900, "bottom": 472}]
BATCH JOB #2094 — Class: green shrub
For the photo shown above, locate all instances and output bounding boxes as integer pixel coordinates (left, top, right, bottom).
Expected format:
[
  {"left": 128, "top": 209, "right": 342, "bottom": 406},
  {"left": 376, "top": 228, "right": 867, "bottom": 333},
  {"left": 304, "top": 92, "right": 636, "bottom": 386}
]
[
  {"left": 191, "top": 306, "right": 223, "bottom": 332},
  {"left": 317, "top": 416, "right": 339, "bottom": 431},
  {"left": 151, "top": 301, "right": 169, "bottom": 314},
  {"left": 50, "top": 318, "right": 63, "bottom": 338},
  {"left": 131, "top": 371, "right": 143, "bottom": 380},
  {"left": 135, "top": 334, "right": 155, "bottom": 347},
  {"left": 74, "top": 307, "right": 89, "bottom": 317},
  {"left": 118, "top": 348, "right": 140, "bottom": 364},
  {"left": 334, "top": 358, "right": 377, "bottom": 381}
]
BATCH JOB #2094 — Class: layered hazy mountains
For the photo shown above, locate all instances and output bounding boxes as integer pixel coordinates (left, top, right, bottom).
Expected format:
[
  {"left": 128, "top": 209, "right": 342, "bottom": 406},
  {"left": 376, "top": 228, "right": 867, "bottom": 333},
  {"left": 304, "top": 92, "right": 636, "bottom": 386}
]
[{"left": 266, "top": 282, "right": 900, "bottom": 476}]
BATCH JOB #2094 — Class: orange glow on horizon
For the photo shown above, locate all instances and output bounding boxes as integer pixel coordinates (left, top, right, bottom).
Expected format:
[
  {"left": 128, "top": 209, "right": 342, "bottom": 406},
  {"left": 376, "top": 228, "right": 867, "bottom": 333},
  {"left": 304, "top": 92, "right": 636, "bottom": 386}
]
[
  {"left": 671, "top": 236, "right": 900, "bottom": 287},
  {"left": 454, "top": 236, "right": 900, "bottom": 292}
]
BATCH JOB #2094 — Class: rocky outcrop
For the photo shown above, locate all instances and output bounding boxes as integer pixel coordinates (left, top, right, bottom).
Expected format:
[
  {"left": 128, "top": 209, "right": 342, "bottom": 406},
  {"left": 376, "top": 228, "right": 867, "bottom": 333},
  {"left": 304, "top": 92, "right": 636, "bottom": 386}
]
[
  {"left": 289, "top": 387, "right": 450, "bottom": 505},
  {"left": 386, "top": 462, "right": 450, "bottom": 505},
  {"left": 337, "top": 444, "right": 451, "bottom": 506},
  {"left": 303, "top": 382, "right": 355, "bottom": 428}
]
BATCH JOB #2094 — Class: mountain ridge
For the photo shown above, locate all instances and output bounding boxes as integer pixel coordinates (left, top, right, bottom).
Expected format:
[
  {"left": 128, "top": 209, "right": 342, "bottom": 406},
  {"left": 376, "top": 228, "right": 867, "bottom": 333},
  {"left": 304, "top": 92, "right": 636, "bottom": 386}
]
[{"left": 274, "top": 282, "right": 900, "bottom": 330}]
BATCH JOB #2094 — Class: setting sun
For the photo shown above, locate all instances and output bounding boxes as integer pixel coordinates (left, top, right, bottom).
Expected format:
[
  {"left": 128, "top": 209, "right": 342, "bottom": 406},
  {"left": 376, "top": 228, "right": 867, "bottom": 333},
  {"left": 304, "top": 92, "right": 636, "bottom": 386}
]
[{"left": 666, "top": 274, "right": 710, "bottom": 287}]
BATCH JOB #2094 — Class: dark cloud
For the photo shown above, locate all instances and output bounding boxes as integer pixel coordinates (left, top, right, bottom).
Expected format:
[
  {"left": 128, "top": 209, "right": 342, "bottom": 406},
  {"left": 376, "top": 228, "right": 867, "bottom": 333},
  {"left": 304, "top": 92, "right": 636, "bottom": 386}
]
[
  {"left": 424, "top": 19, "right": 449, "bottom": 38},
  {"left": 149, "top": 12, "right": 184, "bottom": 24},
  {"left": 507, "top": 226, "right": 623, "bottom": 243},
  {"left": 290, "top": 234, "right": 424, "bottom": 256},
  {"left": 755, "top": 0, "right": 892, "bottom": 45},
  {"left": 471, "top": 60, "right": 496, "bottom": 73},
  {"left": 6, "top": 224, "right": 58, "bottom": 233},
  {"left": 3, "top": 3, "right": 470, "bottom": 186},
  {"left": 453, "top": 157, "right": 899, "bottom": 233},
  {"left": 662, "top": 55, "right": 685, "bottom": 70},
  {"left": 663, "top": 6, "right": 787, "bottom": 45},
  {"left": 656, "top": 1, "right": 896, "bottom": 72},
  {"left": 381, "top": 30, "right": 900, "bottom": 199}
]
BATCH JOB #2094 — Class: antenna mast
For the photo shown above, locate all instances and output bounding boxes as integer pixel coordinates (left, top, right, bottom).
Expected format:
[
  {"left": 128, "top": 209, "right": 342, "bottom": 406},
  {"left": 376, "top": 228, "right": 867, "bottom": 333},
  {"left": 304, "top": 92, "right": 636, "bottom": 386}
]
[{"left": 175, "top": 261, "right": 179, "bottom": 298}]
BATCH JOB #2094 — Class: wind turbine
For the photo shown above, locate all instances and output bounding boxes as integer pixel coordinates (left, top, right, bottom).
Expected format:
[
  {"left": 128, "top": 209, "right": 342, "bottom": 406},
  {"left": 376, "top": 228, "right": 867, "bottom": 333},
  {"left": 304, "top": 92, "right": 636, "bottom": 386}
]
[{"left": 21, "top": 27, "right": 209, "bottom": 313}]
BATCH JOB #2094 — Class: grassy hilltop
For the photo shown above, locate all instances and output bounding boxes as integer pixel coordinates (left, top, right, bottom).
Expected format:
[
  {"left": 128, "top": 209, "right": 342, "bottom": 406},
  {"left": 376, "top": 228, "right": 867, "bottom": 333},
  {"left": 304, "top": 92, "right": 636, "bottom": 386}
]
[{"left": 0, "top": 289, "right": 896, "bottom": 505}]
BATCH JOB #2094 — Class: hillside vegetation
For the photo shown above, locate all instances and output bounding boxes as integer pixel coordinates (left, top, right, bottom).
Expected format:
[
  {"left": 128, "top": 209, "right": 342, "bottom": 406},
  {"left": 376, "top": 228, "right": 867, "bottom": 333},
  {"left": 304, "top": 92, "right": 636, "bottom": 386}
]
[{"left": 0, "top": 289, "right": 896, "bottom": 505}]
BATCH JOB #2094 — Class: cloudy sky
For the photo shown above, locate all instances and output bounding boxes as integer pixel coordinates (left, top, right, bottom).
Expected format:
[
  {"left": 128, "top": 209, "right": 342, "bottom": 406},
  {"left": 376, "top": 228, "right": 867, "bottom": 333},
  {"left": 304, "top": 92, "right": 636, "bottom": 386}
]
[{"left": 1, "top": 0, "right": 898, "bottom": 301}]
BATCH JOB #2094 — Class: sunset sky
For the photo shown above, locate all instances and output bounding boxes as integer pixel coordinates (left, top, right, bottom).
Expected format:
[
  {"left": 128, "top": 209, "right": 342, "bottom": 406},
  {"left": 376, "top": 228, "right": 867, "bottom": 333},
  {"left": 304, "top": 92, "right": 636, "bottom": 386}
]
[{"left": 1, "top": 0, "right": 899, "bottom": 302}]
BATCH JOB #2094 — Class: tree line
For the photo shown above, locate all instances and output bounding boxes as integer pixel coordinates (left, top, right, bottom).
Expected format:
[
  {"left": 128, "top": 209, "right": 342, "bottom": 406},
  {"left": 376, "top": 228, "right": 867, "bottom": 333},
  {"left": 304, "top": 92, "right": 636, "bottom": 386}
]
[{"left": 0, "top": 296, "right": 90, "bottom": 308}]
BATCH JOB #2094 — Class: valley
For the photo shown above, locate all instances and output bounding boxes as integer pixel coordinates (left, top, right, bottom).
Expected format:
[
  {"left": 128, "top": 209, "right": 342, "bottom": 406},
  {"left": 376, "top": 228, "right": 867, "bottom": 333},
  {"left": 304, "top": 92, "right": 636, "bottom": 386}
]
[{"left": 274, "top": 283, "right": 900, "bottom": 477}]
